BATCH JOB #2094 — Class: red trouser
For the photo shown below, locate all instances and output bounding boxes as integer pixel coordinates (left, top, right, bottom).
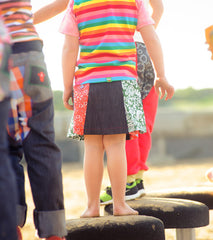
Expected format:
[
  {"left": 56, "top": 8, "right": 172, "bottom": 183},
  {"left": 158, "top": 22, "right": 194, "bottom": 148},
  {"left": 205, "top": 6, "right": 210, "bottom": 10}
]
[{"left": 126, "top": 86, "right": 158, "bottom": 175}]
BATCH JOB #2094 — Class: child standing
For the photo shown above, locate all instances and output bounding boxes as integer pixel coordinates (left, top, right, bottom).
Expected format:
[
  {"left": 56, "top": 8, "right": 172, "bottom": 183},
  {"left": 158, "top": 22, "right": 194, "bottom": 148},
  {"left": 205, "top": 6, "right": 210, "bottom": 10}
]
[
  {"left": 60, "top": 0, "right": 172, "bottom": 217},
  {"left": 0, "top": 1, "right": 67, "bottom": 239},
  {"left": 100, "top": 0, "right": 174, "bottom": 204},
  {"left": 0, "top": 19, "right": 18, "bottom": 240},
  {"left": 100, "top": 0, "right": 169, "bottom": 204}
]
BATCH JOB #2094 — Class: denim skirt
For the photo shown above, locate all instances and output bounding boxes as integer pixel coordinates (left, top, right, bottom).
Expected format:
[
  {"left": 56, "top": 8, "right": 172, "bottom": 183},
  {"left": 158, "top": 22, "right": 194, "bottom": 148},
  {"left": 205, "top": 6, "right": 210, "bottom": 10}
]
[{"left": 67, "top": 80, "right": 146, "bottom": 140}]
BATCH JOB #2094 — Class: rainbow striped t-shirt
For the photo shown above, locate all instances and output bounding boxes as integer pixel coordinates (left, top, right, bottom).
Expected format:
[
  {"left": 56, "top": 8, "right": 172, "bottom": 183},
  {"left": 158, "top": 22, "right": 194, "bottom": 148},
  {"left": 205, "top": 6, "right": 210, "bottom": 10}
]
[
  {"left": 60, "top": 0, "right": 154, "bottom": 85},
  {"left": 0, "top": 0, "right": 41, "bottom": 43}
]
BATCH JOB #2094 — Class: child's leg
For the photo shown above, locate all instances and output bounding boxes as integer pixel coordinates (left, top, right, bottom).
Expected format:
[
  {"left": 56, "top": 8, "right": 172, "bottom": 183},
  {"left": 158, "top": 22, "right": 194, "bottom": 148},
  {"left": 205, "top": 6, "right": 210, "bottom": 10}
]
[
  {"left": 81, "top": 135, "right": 105, "bottom": 218},
  {"left": 8, "top": 51, "right": 67, "bottom": 238},
  {"left": 103, "top": 134, "right": 138, "bottom": 216},
  {"left": 0, "top": 99, "right": 18, "bottom": 240},
  {"left": 138, "top": 87, "right": 158, "bottom": 171},
  {"left": 126, "top": 137, "right": 140, "bottom": 177}
]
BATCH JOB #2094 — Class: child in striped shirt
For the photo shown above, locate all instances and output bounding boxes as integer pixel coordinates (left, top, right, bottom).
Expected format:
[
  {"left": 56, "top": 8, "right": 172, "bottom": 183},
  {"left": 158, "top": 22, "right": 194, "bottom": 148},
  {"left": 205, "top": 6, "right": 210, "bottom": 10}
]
[
  {"left": 60, "top": 0, "right": 174, "bottom": 217},
  {"left": 34, "top": 0, "right": 174, "bottom": 212}
]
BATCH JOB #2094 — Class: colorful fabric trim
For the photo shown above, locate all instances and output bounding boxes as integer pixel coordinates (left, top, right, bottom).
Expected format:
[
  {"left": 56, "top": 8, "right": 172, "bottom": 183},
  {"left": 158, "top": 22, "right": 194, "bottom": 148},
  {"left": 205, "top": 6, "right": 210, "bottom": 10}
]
[{"left": 73, "top": 0, "right": 138, "bottom": 84}]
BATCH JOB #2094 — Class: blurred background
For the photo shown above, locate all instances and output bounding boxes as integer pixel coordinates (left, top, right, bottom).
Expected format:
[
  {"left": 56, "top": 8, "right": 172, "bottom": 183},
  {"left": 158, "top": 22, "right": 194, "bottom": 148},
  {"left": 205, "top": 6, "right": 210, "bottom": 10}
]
[
  {"left": 31, "top": 0, "right": 213, "bottom": 165},
  {"left": 21, "top": 1, "right": 213, "bottom": 239},
  {"left": 52, "top": 89, "right": 213, "bottom": 165}
]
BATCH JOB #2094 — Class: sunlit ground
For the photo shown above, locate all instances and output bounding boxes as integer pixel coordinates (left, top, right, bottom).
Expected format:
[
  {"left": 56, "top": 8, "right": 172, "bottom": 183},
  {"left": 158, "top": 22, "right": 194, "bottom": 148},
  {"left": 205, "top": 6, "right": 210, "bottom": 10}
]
[{"left": 22, "top": 159, "right": 213, "bottom": 240}]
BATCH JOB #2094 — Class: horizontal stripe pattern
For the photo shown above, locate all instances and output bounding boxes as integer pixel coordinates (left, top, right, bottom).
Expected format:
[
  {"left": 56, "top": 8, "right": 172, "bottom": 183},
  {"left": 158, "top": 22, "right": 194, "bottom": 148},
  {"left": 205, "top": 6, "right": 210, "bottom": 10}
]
[
  {"left": 73, "top": 0, "right": 138, "bottom": 84},
  {"left": 0, "top": 0, "right": 41, "bottom": 43}
]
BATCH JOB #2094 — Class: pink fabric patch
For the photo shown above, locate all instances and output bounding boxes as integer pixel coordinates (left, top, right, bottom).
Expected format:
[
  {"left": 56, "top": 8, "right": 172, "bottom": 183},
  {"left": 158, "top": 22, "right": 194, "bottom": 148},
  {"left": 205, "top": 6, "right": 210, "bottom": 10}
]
[{"left": 73, "top": 84, "right": 90, "bottom": 135}]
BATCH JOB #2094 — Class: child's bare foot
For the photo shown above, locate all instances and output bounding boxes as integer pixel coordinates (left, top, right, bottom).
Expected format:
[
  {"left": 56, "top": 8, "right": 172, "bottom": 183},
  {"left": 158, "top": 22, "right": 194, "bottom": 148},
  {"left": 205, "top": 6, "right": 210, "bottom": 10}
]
[
  {"left": 113, "top": 202, "right": 139, "bottom": 216},
  {"left": 80, "top": 207, "right": 100, "bottom": 218}
]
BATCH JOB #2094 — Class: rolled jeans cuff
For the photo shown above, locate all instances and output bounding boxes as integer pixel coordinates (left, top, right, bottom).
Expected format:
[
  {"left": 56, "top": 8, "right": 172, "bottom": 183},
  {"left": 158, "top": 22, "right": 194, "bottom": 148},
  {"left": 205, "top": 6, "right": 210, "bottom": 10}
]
[
  {"left": 17, "top": 204, "right": 27, "bottom": 227},
  {"left": 34, "top": 209, "right": 67, "bottom": 238}
]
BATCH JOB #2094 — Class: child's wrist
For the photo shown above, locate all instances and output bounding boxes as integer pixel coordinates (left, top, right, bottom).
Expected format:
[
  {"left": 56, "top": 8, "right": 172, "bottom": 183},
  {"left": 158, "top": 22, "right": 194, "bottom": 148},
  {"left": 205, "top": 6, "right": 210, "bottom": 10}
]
[{"left": 157, "top": 76, "right": 166, "bottom": 81}]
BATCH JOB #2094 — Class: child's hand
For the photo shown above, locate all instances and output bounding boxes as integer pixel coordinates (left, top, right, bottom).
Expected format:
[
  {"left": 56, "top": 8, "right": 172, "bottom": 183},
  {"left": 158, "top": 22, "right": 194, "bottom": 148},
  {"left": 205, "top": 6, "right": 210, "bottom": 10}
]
[
  {"left": 63, "top": 88, "right": 74, "bottom": 110},
  {"left": 154, "top": 77, "right": 174, "bottom": 100}
]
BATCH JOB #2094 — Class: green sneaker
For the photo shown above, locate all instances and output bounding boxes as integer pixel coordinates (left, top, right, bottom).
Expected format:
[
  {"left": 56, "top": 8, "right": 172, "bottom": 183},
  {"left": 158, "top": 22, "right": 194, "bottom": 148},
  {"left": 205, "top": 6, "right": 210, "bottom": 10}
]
[
  {"left": 100, "top": 181, "right": 139, "bottom": 205},
  {"left": 100, "top": 186, "right": 113, "bottom": 205},
  {"left": 125, "top": 181, "right": 139, "bottom": 201},
  {"left": 136, "top": 178, "right": 146, "bottom": 198}
]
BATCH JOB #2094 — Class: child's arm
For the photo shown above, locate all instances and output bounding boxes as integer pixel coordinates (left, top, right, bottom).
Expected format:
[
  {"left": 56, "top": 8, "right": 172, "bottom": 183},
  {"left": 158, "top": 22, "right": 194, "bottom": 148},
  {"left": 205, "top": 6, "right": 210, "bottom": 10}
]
[
  {"left": 33, "top": 0, "right": 69, "bottom": 24},
  {"left": 62, "top": 35, "right": 79, "bottom": 110},
  {"left": 139, "top": 25, "right": 174, "bottom": 100},
  {"left": 149, "top": 0, "right": 164, "bottom": 28}
]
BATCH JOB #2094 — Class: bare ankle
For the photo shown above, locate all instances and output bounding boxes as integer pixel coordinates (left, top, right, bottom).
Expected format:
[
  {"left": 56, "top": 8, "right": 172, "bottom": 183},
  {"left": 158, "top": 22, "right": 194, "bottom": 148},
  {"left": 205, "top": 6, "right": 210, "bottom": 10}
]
[
  {"left": 113, "top": 202, "right": 138, "bottom": 216},
  {"left": 80, "top": 207, "right": 100, "bottom": 218}
]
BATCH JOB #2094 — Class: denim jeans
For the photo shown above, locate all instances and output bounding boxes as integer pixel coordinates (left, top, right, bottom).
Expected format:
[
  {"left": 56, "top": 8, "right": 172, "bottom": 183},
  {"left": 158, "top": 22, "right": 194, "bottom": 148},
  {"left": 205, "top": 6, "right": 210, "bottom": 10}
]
[
  {"left": 7, "top": 49, "right": 67, "bottom": 238},
  {"left": 0, "top": 27, "right": 18, "bottom": 240},
  {"left": 0, "top": 99, "right": 18, "bottom": 240}
]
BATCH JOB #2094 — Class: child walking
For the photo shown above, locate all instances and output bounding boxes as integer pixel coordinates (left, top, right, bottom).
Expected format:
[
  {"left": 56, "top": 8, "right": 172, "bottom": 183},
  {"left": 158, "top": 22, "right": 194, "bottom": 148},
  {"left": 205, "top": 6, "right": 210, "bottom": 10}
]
[
  {"left": 60, "top": 0, "right": 172, "bottom": 217},
  {"left": 0, "top": 19, "right": 18, "bottom": 240},
  {"left": 0, "top": 1, "right": 67, "bottom": 239}
]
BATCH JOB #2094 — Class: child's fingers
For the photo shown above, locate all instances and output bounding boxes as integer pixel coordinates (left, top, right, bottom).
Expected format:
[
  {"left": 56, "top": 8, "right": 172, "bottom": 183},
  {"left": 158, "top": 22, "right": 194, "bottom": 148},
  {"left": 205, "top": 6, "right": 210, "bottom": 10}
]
[
  {"left": 63, "top": 101, "right": 73, "bottom": 110},
  {"left": 155, "top": 85, "right": 160, "bottom": 96},
  {"left": 167, "top": 86, "right": 175, "bottom": 99},
  {"left": 154, "top": 80, "right": 161, "bottom": 96},
  {"left": 155, "top": 86, "right": 160, "bottom": 96},
  {"left": 63, "top": 95, "right": 74, "bottom": 110},
  {"left": 164, "top": 85, "right": 175, "bottom": 101},
  {"left": 160, "top": 87, "right": 165, "bottom": 99}
]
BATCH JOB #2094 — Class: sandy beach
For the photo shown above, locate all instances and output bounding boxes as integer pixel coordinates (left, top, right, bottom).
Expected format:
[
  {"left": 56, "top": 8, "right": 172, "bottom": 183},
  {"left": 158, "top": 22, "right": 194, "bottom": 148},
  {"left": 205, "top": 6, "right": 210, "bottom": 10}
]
[{"left": 22, "top": 158, "right": 213, "bottom": 240}]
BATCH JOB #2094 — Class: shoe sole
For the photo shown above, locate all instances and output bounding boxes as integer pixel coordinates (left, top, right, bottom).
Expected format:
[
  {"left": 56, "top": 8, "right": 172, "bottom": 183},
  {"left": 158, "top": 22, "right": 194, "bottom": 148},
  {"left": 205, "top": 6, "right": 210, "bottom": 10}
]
[
  {"left": 125, "top": 191, "right": 140, "bottom": 201},
  {"left": 100, "top": 191, "right": 140, "bottom": 206},
  {"left": 100, "top": 199, "right": 113, "bottom": 206},
  {"left": 137, "top": 189, "right": 146, "bottom": 198}
]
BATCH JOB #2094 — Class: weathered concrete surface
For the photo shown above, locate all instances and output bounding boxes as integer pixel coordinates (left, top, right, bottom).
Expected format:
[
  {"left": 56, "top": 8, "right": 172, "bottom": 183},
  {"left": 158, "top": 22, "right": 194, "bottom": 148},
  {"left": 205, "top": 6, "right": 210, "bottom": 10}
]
[
  {"left": 150, "top": 109, "right": 213, "bottom": 164},
  {"left": 153, "top": 109, "right": 213, "bottom": 137}
]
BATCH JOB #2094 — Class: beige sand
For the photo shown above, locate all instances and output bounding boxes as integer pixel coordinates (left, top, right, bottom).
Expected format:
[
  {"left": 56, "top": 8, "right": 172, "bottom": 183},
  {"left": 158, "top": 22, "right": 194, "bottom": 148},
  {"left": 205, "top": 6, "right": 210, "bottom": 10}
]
[{"left": 22, "top": 159, "right": 213, "bottom": 240}]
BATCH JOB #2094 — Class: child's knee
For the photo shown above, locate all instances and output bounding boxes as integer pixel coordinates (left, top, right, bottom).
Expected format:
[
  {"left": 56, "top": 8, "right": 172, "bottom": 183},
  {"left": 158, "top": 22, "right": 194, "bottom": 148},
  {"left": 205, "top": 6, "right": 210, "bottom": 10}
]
[
  {"left": 103, "top": 134, "right": 125, "bottom": 149},
  {"left": 84, "top": 135, "right": 104, "bottom": 149}
]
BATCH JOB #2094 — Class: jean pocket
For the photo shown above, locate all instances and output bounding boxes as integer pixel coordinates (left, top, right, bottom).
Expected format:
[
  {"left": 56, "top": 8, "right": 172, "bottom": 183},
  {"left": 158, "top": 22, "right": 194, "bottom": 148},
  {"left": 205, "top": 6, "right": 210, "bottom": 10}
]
[{"left": 23, "top": 51, "right": 53, "bottom": 103}]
